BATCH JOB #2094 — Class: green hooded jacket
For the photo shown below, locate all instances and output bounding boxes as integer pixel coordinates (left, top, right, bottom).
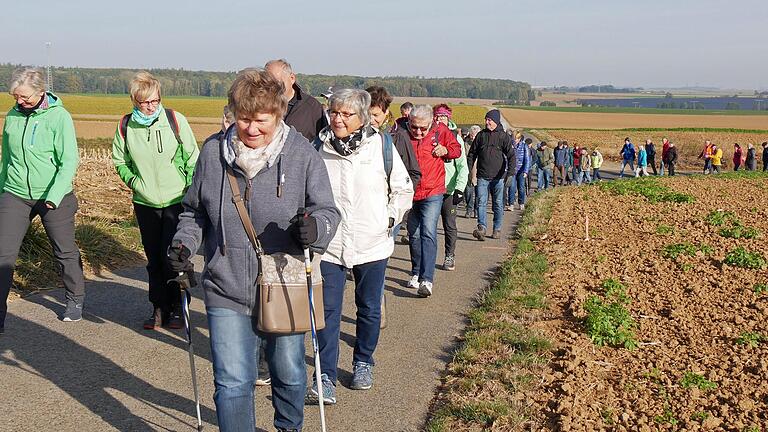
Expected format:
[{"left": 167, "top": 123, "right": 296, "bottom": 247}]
[
  {"left": 111, "top": 109, "right": 199, "bottom": 208},
  {"left": 0, "top": 93, "right": 78, "bottom": 207},
  {"left": 444, "top": 120, "right": 469, "bottom": 194}
]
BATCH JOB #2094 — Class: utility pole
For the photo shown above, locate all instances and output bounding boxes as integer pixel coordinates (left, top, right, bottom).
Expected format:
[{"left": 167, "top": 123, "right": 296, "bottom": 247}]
[{"left": 45, "top": 42, "right": 53, "bottom": 92}]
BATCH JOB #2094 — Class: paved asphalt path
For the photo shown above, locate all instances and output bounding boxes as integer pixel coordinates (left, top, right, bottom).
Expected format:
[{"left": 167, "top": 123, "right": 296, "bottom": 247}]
[{"left": 0, "top": 200, "right": 522, "bottom": 431}]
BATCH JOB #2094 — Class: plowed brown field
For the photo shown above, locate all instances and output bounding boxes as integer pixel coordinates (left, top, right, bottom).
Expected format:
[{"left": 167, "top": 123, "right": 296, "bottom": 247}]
[
  {"left": 532, "top": 175, "right": 768, "bottom": 430},
  {"left": 502, "top": 108, "right": 768, "bottom": 130}
]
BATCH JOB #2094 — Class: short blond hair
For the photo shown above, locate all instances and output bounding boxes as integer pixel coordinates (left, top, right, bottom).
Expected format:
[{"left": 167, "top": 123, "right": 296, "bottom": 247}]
[
  {"left": 129, "top": 71, "right": 161, "bottom": 107},
  {"left": 228, "top": 68, "right": 287, "bottom": 118},
  {"left": 9, "top": 67, "right": 46, "bottom": 94}
]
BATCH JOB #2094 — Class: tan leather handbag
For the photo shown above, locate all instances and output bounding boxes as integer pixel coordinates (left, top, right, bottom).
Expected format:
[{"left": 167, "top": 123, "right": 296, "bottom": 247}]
[{"left": 226, "top": 167, "right": 325, "bottom": 333}]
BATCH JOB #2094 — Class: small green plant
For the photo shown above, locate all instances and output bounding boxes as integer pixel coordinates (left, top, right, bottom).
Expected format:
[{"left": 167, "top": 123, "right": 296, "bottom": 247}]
[
  {"left": 754, "top": 284, "right": 768, "bottom": 294},
  {"left": 653, "top": 407, "right": 678, "bottom": 425},
  {"left": 600, "top": 407, "right": 615, "bottom": 425},
  {"left": 724, "top": 247, "right": 767, "bottom": 269},
  {"left": 598, "top": 178, "right": 694, "bottom": 204},
  {"left": 736, "top": 331, "right": 764, "bottom": 348},
  {"left": 680, "top": 372, "right": 717, "bottom": 391},
  {"left": 691, "top": 411, "right": 709, "bottom": 421},
  {"left": 656, "top": 224, "right": 674, "bottom": 235},
  {"left": 743, "top": 426, "right": 760, "bottom": 432},
  {"left": 584, "top": 280, "right": 637, "bottom": 349},
  {"left": 596, "top": 255, "right": 607, "bottom": 263},
  {"left": 661, "top": 242, "right": 710, "bottom": 259},
  {"left": 680, "top": 263, "right": 694, "bottom": 272},
  {"left": 719, "top": 223, "right": 760, "bottom": 239},
  {"left": 705, "top": 210, "right": 736, "bottom": 226}
]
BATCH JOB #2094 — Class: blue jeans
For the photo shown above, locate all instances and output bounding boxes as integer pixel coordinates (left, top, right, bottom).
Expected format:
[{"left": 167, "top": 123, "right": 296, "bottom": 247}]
[
  {"left": 620, "top": 159, "right": 635, "bottom": 177},
  {"left": 537, "top": 167, "right": 552, "bottom": 190},
  {"left": 507, "top": 172, "right": 527, "bottom": 205},
  {"left": 408, "top": 194, "right": 443, "bottom": 283},
  {"left": 476, "top": 177, "right": 504, "bottom": 232},
  {"left": 318, "top": 259, "right": 387, "bottom": 383},
  {"left": 207, "top": 307, "right": 306, "bottom": 431}
]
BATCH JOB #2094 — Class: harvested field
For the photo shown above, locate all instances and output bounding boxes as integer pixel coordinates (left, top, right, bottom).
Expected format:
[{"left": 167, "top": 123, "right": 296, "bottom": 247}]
[
  {"left": 540, "top": 129, "right": 768, "bottom": 169},
  {"left": 501, "top": 107, "right": 768, "bottom": 130},
  {"left": 531, "top": 174, "right": 768, "bottom": 429}
]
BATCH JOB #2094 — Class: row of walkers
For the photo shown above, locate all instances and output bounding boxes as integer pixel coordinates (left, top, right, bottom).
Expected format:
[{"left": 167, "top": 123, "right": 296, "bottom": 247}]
[
  {"left": 698, "top": 139, "right": 768, "bottom": 173},
  {"left": 0, "top": 62, "right": 500, "bottom": 431},
  {"left": 618, "top": 137, "right": 681, "bottom": 177}
]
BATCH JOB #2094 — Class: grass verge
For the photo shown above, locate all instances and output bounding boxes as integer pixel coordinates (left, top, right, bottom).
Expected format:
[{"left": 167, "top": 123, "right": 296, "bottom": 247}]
[{"left": 425, "top": 189, "right": 560, "bottom": 431}]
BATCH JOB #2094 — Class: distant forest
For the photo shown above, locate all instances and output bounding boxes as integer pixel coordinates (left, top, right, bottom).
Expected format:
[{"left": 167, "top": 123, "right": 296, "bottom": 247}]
[{"left": 0, "top": 64, "right": 534, "bottom": 102}]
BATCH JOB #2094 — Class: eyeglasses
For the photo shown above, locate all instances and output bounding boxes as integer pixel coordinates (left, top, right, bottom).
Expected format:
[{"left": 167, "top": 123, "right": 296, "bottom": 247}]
[
  {"left": 12, "top": 92, "right": 38, "bottom": 102},
  {"left": 329, "top": 110, "right": 357, "bottom": 120},
  {"left": 138, "top": 99, "right": 161, "bottom": 107},
  {"left": 409, "top": 124, "right": 431, "bottom": 132}
]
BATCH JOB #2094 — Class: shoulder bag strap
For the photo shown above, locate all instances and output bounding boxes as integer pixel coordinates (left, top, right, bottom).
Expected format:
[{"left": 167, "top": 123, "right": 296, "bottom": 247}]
[{"left": 225, "top": 166, "right": 263, "bottom": 256}]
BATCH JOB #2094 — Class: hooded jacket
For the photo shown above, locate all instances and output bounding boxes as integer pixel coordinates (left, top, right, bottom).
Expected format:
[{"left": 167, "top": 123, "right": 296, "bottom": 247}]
[
  {"left": 554, "top": 145, "right": 568, "bottom": 167},
  {"left": 112, "top": 108, "right": 199, "bottom": 208},
  {"left": 409, "top": 122, "right": 461, "bottom": 201},
  {"left": 284, "top": 83, "right": 327, "bottom": 143},
  {"left": 466, "top": 125, "right": 515, "bottom": 180},
  {"left": 637, "top": 148, "right": 647, "bottom": 167},
  {"left": 172, "top": 124, "right": 341, "bottom": 315},
  {"left": 1, "top": 93, "right": 78, "bottom": 207},
  {"left": 621, "top": 141, "right": 636, "bottom": 161},
  {"left": 318, "top": 126, "right": 414, "bottom": 267},
  {"left": 711, "top": 148, "right": 723, "bottom": 166},
  {"left": 443, "top": 120, "right": 469, "bottom": 194},
  {"left": 591, "top": 150, "right": 604, "bottom": 169}
]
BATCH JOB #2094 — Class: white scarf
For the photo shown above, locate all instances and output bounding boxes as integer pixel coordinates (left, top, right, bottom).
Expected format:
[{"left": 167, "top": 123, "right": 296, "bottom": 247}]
[{"left": 234, "top": 122, "right": 289, "bottom": 178}]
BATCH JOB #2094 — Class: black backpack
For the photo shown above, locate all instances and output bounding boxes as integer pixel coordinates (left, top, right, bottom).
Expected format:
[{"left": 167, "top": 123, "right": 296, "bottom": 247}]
[{"left": 119, "top": 108, "right": 183, "bottom": 146}]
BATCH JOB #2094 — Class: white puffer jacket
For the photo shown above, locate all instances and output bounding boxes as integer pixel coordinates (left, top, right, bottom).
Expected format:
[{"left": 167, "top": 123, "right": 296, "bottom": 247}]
[{"left": 319, "top": 130, "right": 414, "bottom": 267}]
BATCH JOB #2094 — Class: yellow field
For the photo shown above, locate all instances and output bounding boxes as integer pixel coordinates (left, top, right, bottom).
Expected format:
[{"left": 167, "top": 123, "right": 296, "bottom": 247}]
[{"left": 501, "top": 107, "right": 768, "bottom": 130}]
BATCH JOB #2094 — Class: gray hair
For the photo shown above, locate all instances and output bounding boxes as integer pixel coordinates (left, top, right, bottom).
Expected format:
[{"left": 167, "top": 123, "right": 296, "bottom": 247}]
[
  {"left": 329, "top": 88, "right": 371, "bottom": 126},
  {"left": 9, "top": 67, "right": 46, "bottom": 94},
  {"left": 264, "top": 59, "right": 293, "bottom": 76},
  {"left": 469, "top": 125, "right": 481, "bottom": 136},
  {"left": 409, "top": 104, "right": 433, "bottom": 123}
]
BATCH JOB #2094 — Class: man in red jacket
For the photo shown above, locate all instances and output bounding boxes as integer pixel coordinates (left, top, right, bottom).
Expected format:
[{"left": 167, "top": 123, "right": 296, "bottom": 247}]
[{"left": 404, "top": 104, "right": 461, "bottom": 298}]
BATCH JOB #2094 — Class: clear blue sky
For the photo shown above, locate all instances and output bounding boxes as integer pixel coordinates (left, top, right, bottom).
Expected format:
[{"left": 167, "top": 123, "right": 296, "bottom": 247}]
[{"left": 2, "top": 0, "right": 766, "bottom": 89}]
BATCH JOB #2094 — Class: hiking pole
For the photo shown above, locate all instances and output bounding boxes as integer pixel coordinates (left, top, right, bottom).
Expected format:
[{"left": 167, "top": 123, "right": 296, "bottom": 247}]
[
  {"left": 297, "top": 208, "right": 327, "bottom": 432},
  {"left": 174, "top": 269, "right": 203, "bottom": 432}
]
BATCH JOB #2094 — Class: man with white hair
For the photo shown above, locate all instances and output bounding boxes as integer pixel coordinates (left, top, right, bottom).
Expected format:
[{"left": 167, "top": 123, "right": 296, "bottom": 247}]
[
  {"left": 265, "top": 59, "right": 327, "bottom": 143},
  {"left": 404, "top": 104, "right": 461, "bottom": 298}
]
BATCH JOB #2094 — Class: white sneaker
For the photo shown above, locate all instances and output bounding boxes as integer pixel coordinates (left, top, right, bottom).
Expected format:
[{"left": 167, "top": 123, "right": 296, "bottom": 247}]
[
  {"left": 406, "top": 275, "right": 419, "bottom": 289},
  {"left": 519, "top": 204, "right": 525, "bottom": 211},
  {"left": 417, "top": 281, "right": 433, "bottom": 298}
]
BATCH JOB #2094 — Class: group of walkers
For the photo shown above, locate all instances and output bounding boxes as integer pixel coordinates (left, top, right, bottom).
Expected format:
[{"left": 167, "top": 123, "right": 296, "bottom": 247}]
[
  {"left": 0, "top": 63, "right": 526, "bottom": 431},
  {"left": 698, "top": 139, "right": 768, "bottom": 173},
  {"left": 617, "top": 137, "right": 680, "bottom": 177}
]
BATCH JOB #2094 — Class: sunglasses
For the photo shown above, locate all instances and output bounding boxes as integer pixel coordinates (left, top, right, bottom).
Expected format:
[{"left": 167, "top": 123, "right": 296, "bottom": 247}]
[{"left": 409, "top": 124, "right": 430, "bottom": 132}]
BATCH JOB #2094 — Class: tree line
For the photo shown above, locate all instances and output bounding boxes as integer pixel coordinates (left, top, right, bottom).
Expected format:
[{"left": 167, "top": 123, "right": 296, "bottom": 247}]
[{"left": 0, "top": 64, "right": 533, "bottom": 101}]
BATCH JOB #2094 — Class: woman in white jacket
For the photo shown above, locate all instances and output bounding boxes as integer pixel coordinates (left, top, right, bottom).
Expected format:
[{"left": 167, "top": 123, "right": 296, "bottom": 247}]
[{"left": 306, "top": 89, "right": 414, "bottom": 405}]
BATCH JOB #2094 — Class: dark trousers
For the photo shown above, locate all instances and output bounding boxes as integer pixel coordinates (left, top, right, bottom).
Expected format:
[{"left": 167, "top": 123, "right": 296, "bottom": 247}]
[
  {"left": 318, "top": 259, "right": 388, "bottom": 383},
  {"left": 0, "top": 192, "right": 84, "bottom": 327},
  {"left": 440, "top": 194, "right": 458, "bottom": 256},
  {"left": 648, "top": 156, "right": 658, "bottom": 175},
  {"left": 133, "top": 202, "right": 183, "bottom": 311},
  {"left": 668, "top": 162, "right": 676, "bottom": 176}
]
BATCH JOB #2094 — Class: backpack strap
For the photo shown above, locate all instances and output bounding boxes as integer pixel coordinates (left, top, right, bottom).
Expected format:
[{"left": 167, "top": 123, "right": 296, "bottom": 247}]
[
  {"left": 165, "top": 109, "right": 183, "bottom": 145},
  {"left": 381, "top": 132, "right": 393, "bottom": 196},
  {"left": 119, "top": 114, "right": 131, "bottom": 142}
]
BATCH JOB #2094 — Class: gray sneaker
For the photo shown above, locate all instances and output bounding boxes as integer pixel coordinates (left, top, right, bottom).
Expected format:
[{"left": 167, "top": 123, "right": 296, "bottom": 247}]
[
  {"left": 350, "top": 361, "right": 373, "bottom": 390},
  {"left": 62, "top": 299, "right": 83, "bottom": 322},
  {"left": 443, "top": 254, "right": 456, "bottom": 271},
  {"left": 305, "top": 373, "right": 337, "bottom": 405}
]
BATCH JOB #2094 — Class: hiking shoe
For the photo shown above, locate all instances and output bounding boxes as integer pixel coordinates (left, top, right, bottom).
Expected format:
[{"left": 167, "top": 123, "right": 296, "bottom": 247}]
[
  {"left": 519, "top": 204, "right": 525, "bottom": 211},
  {"left": 491, "top": 230, "right": 501, "bottom": 239},
  {"left": 256, "top": 358, "right": 271, "bottom": 386},
  {"left": 350, "top": 362, "right": 374, "bottom": 390},
  {"left": 417, "top": 281, "right": 433, "bottom": 298},
  {"left": 399, "top": 235, "right": 409, "bottom": 245},
  {"left": 305, "top": 373, "right": 337, "bottom": 405},
  {"left": 472, "top": 225, "right": 486, "bottom": 241},
  {"left": 443, "top": 254, "right": 456, "bottom": 271},
  {"left": 143, "top": 307, "right": 163, "bottom": 330},
  {"left": 167, "top": 305, "right": 184, "bottom": 329},
  {"left": 62, "top": 299, "right": 83, "bottom": 322},
  {"left": 464, "top": 209, "right": 475, "bottom": 219},
  {"left": 504, "top": 205, "right": 513, "bottom": 212},
  {"left": 406, "top": 275, "right": 420, "bottom": 289}
]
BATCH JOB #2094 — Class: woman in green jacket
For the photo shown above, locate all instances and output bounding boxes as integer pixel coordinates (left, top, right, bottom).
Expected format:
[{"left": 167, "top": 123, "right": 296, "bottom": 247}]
[
  {"left": 112, "top": 71, "right": 199, "bottom": 330},
  {"left": 0, "top": 68, "right": 85, "bottom": 331}
]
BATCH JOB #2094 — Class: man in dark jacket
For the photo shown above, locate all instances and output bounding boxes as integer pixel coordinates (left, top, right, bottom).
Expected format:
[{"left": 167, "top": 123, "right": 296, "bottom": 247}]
[
  {"left": 266, "top": 59, "right": 327, "bottom": 143},
  {"left": 645, "top": 139, "right": 657, "bottom": 175},
  {"left": 665, "top": 142, "right": 678, "bottom": 176},
  {"left": 467, "top": 109, "right": 515, "bottom": 240},
  {"left": 762, "top": 142, "right": 768, "bottom": 172}
]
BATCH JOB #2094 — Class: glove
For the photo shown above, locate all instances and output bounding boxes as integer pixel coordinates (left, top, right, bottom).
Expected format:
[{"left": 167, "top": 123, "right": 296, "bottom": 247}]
[
  {"left": 290, "top": 213, "right": 319, "bottom": 248},
  {"left": 167, "top": 240, "right": 192, "bottom": 273},
  {"left": 452, "top": 190, "right": 464, "bottom": 205}
]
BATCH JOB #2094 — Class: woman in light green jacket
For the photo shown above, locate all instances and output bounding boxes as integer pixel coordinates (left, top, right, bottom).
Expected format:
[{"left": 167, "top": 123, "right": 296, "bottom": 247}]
[
  {"left": 0, "top": 68, "right": 85, "bottom": 330},
  {"left": 112, "top": 71, "right": 198, "bottom": 330}
]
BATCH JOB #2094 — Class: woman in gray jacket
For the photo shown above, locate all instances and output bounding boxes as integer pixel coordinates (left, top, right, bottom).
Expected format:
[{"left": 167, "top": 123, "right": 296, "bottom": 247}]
[{"left": 168, "top": 69, "right": 340, "bottom": 432}]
